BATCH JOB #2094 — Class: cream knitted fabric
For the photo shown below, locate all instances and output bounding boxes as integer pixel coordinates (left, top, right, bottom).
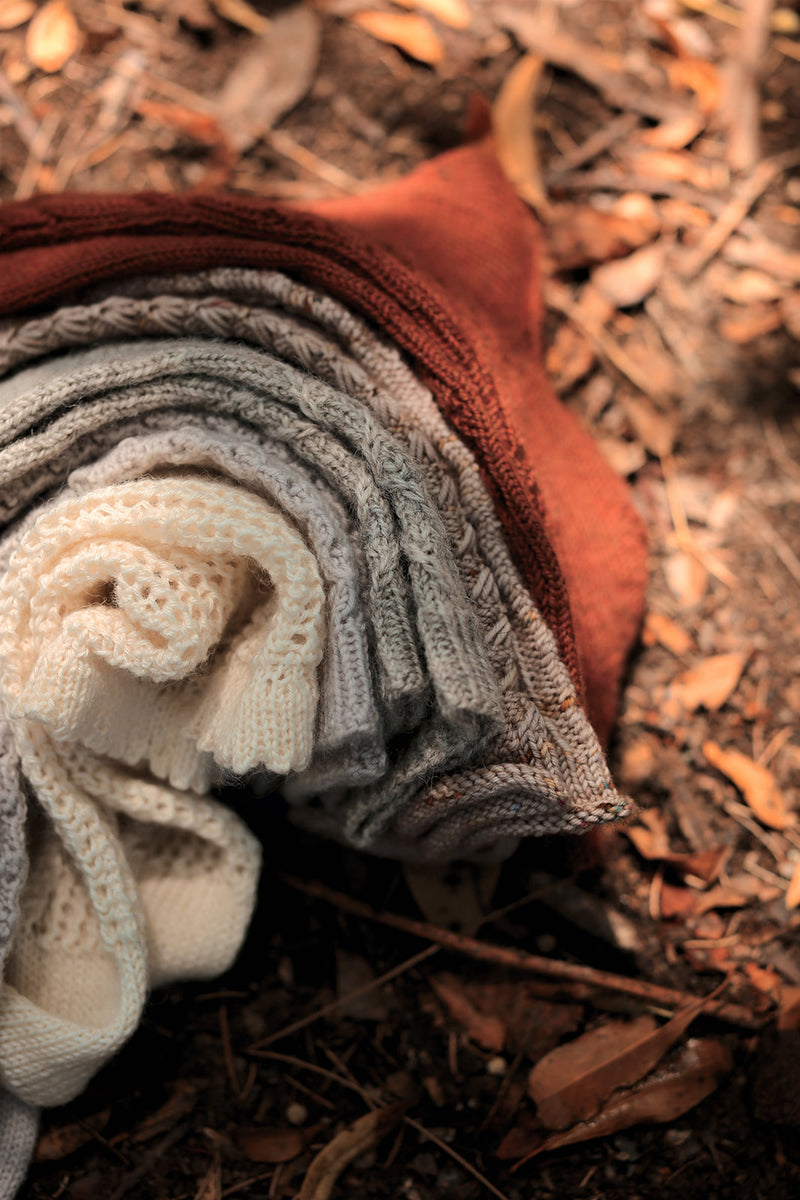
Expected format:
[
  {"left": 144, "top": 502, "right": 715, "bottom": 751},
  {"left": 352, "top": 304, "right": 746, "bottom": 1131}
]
[
  {"left": 0, "top": 475, "right": 326, "bottom": 782},
  {"left": 0, "top": 471, "right": 328, "bottom": 1105}
]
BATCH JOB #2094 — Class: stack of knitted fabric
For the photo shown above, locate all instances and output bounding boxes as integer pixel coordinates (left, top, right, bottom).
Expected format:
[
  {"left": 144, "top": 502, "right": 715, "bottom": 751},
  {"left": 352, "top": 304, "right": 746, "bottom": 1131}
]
[{"left": 0, "top": 139, "right": 647, "bottom": 1195}]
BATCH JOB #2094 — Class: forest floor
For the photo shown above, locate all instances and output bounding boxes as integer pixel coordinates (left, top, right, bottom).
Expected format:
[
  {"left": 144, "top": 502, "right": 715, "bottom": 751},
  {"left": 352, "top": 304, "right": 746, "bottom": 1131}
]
[{"left": 2, "top": 0, "right": 800, "bottom": 1197}]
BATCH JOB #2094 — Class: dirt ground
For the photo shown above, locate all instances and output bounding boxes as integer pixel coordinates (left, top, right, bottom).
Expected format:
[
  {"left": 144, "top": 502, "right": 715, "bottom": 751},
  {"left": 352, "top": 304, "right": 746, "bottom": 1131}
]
[{"left": 2, "top": 0, "right": 800, "bottom": 1197}]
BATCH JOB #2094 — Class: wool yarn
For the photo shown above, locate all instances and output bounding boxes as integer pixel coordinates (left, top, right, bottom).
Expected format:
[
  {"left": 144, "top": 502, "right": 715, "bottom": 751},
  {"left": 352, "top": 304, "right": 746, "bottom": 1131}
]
[{"left": 0, "top": 138, "right": 649, "bottom": 1196}]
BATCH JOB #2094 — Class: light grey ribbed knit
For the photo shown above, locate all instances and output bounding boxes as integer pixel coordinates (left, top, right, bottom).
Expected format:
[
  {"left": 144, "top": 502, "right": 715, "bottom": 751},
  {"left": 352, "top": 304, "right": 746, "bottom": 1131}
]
[
  {"left": 0, "top": 338, "right": 507, "bottom": 844},
  {"left": 0, "top": 277, "right": 628, "bottom": 857},
  {"left": 0, "top": 727, "right": 38, "bottom": 1200}
]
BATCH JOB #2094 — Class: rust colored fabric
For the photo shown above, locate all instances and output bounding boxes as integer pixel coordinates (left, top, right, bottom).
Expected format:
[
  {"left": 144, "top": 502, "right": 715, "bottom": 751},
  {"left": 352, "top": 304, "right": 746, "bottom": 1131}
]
[{"left": 0, "top": 140, "right": 647, "bottom": 741}]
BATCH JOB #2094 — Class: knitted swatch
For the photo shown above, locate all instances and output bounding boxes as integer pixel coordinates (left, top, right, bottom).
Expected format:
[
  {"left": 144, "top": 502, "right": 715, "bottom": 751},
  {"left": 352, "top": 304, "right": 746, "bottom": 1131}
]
[{"left": 0, "top": 139, "right": 648, "bottom": 1192}]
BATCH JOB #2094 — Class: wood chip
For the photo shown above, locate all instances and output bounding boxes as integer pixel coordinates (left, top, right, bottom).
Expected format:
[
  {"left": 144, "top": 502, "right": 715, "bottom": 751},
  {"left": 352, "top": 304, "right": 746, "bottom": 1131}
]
[
  {"left": 0, "top": 0, "right": 35, "bottom": 30},
  {"left": 393, "top": 0, "right": 472, "bottom": 30},
  {"left": 669, "top": 651, "right": 748, "bottom": 711},
  {"left": 25, "top": 0, "right": 80, "bottom": 73},
  {"left": 592, "top": 240, "right": 666, "bottom": 308},
  {"left": 703, "top": 741, "right": 792, "bottom": 830},
  {"left": 643, "top": 611, "right": 694, "bottom": 655},
  {"left": 351, "top": 11, "right": 444, "bottom": 64}
]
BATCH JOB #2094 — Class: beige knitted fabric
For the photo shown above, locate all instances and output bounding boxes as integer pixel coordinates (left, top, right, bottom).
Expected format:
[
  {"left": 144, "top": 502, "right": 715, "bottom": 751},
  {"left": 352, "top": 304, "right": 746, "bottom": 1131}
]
[
  {"left": 0, "top": 475, "right": 326, "bottom": 783},
  {"left": 0, "top": 473, "right": 327, "bottom": 1105}
]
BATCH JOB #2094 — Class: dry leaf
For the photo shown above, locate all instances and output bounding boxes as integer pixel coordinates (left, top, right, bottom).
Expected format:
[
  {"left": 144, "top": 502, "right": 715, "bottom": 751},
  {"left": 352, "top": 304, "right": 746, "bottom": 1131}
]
[
  {"left": 493, "top": 54, "right": 550, "bottom": 218},
  {"left": 669, "top": 652, "right": 747, "bottom": 712},
  {"left": 403, "top": 861, "right": 498, "bottom": 935},
  {"left": 210, "top": 0, "right": 269, "bottom": 35},
  {"left": 597, "top": 436, "right": 647, "bottom": 477},
  {"left": 703, "top": 741, "right": 791, "bottom": 830},
  {"left": 529, "top": 1015, "right": 656, "bottom": 1129},
  {"left": 546, "top": 205, "right": 652, "bottom": 271},
  {"left": 394, "top": 0, "right": 471, "bottom": 30},
  {"left": 35, "top": 1110, "right": 111, "bottom": 1161},
  {"left": 785, "top": 858, "right": 800, "bottom": 910},
  {"left": 667, "top": 58, "right": 723, "bottom": 115},
  {"left": 780, "top": 291, "right": 800, "bottom": 339},
  {"left": 335, "top": 949, "right": 389, "bottom": 1021},
  {"left": 719, "top": 269, "right": 784, "bottom": 304},
  {"left": 519, "top": 1039, "right": 732, "bottom": 1161},
  {"left": 643, "top": 611, "right": 694, "bottom": 656},
  {"left": 719, "top": 304, "right": 783, "bottom": 344},
  {"left": 529, "top": 993, "right": 714, "bottom": 1132},
  {"left": 618, "top": 738, "right": 658, "bottom": 785},
  {"left": 299, "top": 1105, "right": 405, "bottom": 1200},
  {"left": 665, "top": 550, "right": 708, "bottom": 607},
  {"left": 0, "top": 0, "right": 35, "bottom": 30},
  {"left": 237, "top": 1126, "right": 308, "bottom": 1164},
  {"left": 463, "top": 982, "right": 582, "bottom": 1058},
  {"left": 351, "top": 11, "right": 443, "bottom": 64},
  {"left": 638, "top": 112, "right": 704, "bottom": 151},
  {"left": 430, "top": 976, "right": 506, "bottom": 1052},
  {"left": 216, "top": 5, "right": 320, "bottom": 153},
  {"left": 26, "top": 0, "right": 80, "bottom": 73},
  {"left": 620, "top": 393, "right": 676, "bottom": 458},
  {"left": 744, "top": 962, "right": 783, "bottom": 999},
  {"left": 777, "top": 985, "right": 800, "bottom": 1030},
  {"left": 592, "top": 240, "right": 666, "bottom": 308},
  {"left": 545, "top": 322, "right": 595, "bottom": 392}
]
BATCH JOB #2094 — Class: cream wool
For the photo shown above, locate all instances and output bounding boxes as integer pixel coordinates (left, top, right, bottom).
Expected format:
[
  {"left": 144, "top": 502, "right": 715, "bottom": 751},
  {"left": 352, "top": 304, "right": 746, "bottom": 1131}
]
[
  {"left": 0, "top": 470, "right": 328, "bottom": 1105},
  {"left": 0, "top": 475, "right": 326, "bottom": 782}
]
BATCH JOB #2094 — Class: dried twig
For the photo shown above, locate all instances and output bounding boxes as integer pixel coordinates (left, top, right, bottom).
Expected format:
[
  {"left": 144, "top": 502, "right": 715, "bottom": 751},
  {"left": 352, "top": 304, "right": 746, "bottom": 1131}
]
[
  {"left": 727, "top": 0, "right": 774, "bottom": 171},
  {"left": 681, "top": 158, "right": 780, "bottom": 278},
  {"left": 280, "top": 876, "right": 765, "bottom": 1029}
]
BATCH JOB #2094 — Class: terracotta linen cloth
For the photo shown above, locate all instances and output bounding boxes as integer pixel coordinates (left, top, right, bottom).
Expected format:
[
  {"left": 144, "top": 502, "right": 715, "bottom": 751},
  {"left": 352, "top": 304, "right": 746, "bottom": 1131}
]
[{"left": 0, "top": 139, "right": 648, "bottom": 743}]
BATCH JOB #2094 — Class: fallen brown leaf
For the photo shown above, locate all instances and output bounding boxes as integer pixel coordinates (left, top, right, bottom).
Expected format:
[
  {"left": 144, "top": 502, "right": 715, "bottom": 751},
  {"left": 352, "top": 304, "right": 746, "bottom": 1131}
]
[
  {"left": 618, "top": 738, "right": 659, "bottom": 786},
  {"left": 25, "top": 0, "right": 80, "bottom": 73},
  {"left": 299, "top": 1105, "right": 405, "bottom": 1200},
  {"left": 463, "top": 982, "right": 582, "bottom": 1058},
  {"left": 642, "top": 611, "right": 694, "bottom": 656},
  {"left": 780, "top": 290, "right": 800, "bottom": 339},
  {"left": 529, "top": 1015, "right": 657, "bottom": 1129},
  {"left": 545, "top": 322, "right": 595, "bottom": 392},
  {"left": 492, "top": 54, "right": 550, "bottom": 219},
  {"left": 210, "top": 0, "right": 269, "bottom": 34},
  {"left": 638, "top": 112, "right": 704, "bottom": 151},
  {"left": 127, "top": 1080, "right": 197, "bottom": 1144},
  {"left": 394, "top": 0, "right": 471, "bottom": 30},
  {"left": 430, "top": 976, "right": 506, "bottom": 1052},
  {"left": 592, "top": 240, "right": 666, "bottom": 308},
  {"left": 35, "top": 1110, "right": 112, "bottom": 1161},
  {"left": 785, "top": 858, "right": 800, "bottom": 910},
  {"left": 717, "top": 269, "right": 785, "bottom": 304},
  {"left": 546, "top": 205, "right": 653, "bottom": 271},
  {"left": 403, "top": 860, "right": 499, "bottom": 935},
  {"left": 335, "top": 949, "right": 389, "bottom": 1021},
  {"left": 665, "top": 550, "right": 708, "bottom": 607},
  {"left": 597, "top": 436, "right": 647, "bottom": 477},
  {"left": 703, "top": 741, "right": 791, "bottom": 830},
  {"left": 777, "top": 985, "right": 800, "bottom": 1031},
  {"left": 667, "top": 58, "right": 723, "bottom": 115},
  {"left": 719, "top": 303, "right": 783, "bottom": 344},
  {"left": 743, "top": 962, "right": 783, "bottom": 1000},
  {"left": 0, "top": 0, "right": 35, "bottom": 30},
  {"left": 351, "top": 11, "right": 443, "bottom": 65},
  {"left": 517, "top": 1039, "right": 732, "bottom": 1162},
  {"left": 216, "top": 5, "right": 321, "bottom": 153},
  {"left": 237, "top": 1126, "right": 308, "bottom": 1164},
  {"left": 669, "top": 651, "right": 748, "bottom": 712}
]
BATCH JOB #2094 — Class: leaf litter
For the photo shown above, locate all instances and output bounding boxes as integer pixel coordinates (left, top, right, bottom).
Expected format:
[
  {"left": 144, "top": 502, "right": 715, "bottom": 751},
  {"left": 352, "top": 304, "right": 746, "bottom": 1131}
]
[{"left": 6, "top": 0, "right": 800, "bottom": 1196}]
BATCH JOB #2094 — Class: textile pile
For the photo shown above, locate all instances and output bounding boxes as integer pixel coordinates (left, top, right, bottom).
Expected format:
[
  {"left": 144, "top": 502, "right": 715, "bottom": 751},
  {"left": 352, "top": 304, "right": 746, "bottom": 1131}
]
[{"left": 0, "top": 140, "right": 647, "bottom": 1195}]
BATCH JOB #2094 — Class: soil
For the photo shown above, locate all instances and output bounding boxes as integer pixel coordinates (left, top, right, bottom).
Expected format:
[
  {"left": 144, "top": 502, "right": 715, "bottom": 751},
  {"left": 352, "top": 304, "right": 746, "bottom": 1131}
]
[{"left": 3, "top": 1, "right": 800, "bottom": 1198}]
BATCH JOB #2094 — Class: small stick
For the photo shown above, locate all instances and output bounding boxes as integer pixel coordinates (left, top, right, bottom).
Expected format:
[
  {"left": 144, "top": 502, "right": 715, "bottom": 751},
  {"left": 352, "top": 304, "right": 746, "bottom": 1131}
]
[
  {"left": 219, "top": 1005, "right": 241, "bottom": 1098},
  {"left": 281, "top": 875, "right": 764, "bottom": 1029},
  {"left": 681, "top": 157, "right": 779, "bottom": 277}
]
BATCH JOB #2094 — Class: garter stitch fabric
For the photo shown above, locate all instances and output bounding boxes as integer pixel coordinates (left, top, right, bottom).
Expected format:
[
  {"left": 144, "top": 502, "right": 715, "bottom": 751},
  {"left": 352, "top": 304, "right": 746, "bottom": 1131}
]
[
  {"left": 0, "top": 137, "right": 649, "bottom": 730},
  {"left": 0, "top": 139, "right": 650, "bottom": 1193},
  {"left": 0, "top": 279, "right": 633, "bottom": 858}
]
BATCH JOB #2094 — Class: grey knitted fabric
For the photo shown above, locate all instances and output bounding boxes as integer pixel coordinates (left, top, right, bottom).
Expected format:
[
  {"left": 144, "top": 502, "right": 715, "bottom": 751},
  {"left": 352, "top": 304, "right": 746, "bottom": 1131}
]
[
  {"left": 0, "top": 277, "right": 628, "bottom": 857},
  {"left": 0, "top": 338, "right": 510, "bottom": 848},
  {"left": 0, "top": 728, "right": 38, "bottom": 1200}
]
